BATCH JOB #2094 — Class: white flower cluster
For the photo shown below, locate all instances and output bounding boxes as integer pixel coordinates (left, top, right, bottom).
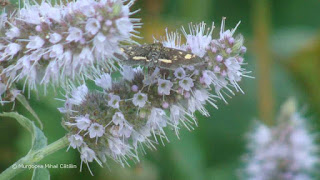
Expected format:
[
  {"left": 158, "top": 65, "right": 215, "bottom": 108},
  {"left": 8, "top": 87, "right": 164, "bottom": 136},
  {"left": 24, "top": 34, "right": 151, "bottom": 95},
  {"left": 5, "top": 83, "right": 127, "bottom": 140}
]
[
  {"left": 59, "top": 19, "right": 250, "bottom": 173},
  {"left": 241, "top": 100, "right": 318, "bottom": 180},
  {"left": 158, "top": 18, "right": 249, "bottom": 100},
  {"left": 0, "top": 0, "right": 140, "bottom": 92}
]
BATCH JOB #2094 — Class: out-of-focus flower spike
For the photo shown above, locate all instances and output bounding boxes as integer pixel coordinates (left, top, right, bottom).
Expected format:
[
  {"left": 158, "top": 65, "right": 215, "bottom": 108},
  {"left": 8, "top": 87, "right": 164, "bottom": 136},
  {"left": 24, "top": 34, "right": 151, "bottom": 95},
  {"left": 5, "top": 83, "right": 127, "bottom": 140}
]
[{"left": 240, "top": 99, "right": 318, "bottom": 180}]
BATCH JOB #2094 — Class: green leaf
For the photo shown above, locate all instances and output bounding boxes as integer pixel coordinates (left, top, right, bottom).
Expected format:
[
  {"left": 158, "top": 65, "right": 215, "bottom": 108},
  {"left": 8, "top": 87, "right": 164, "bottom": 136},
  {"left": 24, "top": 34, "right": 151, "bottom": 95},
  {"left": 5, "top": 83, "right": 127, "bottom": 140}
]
[
  {"left": 0, "top": 112, "right": 47, "bottom": 152},
  {"left": 16, "top": 94, "right": 43, "bottom": 130},
  {"left": 32, "top": 168, "right": 50, "bottom": 180}
]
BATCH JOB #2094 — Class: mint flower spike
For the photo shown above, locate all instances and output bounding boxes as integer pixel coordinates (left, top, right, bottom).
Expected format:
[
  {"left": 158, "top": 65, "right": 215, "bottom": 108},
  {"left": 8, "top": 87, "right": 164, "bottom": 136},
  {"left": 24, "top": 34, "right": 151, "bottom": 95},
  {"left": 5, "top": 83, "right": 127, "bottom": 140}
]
[
  {"left": 157, "top": 18, "right": 250, "bottom": 102},
  {"left": 60, "top": 64, "right": 222, "bottom": 172},
  {"left": 240, "top": 99, "right": 318, "bottom": 180},
  {"left": 0, "top": 0, "right": 140, "bottom": 93}
]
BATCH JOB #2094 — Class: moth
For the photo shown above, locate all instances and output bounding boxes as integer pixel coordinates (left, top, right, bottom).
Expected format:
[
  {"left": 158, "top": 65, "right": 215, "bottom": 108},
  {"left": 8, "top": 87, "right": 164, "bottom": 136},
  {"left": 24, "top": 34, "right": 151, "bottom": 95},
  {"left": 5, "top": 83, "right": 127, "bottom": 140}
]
[{"left": 117, "top": 43, "right": 204, "bottom": 70}]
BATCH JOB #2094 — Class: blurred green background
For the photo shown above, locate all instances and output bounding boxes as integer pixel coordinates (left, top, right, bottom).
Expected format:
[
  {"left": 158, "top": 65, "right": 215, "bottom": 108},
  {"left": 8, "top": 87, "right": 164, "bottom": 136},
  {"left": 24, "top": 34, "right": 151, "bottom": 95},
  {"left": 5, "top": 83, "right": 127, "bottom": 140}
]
[{"left": 1, "top": 0, "right": 320, "bottom": 179}]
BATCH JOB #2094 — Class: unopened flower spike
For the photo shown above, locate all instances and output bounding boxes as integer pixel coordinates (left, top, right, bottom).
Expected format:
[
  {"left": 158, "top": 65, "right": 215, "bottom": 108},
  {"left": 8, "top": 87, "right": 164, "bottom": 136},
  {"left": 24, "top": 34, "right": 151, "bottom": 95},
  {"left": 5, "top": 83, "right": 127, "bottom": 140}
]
[
  {"left": 0, "top": 0, "right": 141, "bottom": 94},
  {"left": 239, "top": 99, "right": 318, "bottom": 180}
]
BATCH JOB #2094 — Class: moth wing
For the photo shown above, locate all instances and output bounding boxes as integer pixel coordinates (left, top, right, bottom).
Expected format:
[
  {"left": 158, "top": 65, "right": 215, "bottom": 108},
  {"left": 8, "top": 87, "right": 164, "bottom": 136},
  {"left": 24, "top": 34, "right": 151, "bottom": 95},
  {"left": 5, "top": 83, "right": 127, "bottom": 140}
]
[
  {"left": 117, "top": 44, "right": 151, "bottom": 66},
  {"left": 158, "top": 47, "right": 204, "bottom": 69}
]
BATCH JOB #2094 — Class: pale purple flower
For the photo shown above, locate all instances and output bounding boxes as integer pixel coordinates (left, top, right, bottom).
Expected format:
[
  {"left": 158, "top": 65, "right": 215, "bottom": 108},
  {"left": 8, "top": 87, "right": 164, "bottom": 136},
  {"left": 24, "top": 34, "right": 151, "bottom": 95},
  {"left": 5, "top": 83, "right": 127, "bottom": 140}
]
[
  {"left": 75, "top": 114, "right": 91, "bottom": 130},
  {"left": 80, "top": 146, "right": 96, "bottom": 163},
  {"left": 147, "top": 108, "right": 167, "bottom": 130},
  {"left": 68, "top": 134, "right": 83, "bottom": 149},
  {"left": 121, "top": 65, "right": 135, "bottom": 81},
  {"left": 116, "top": 17, "right": 133, "bottom": 37},
  {"left": 49, "top": 44, "right": 64, "bottom": 58},
  {"left": 179, "top": 77, "right": 194, "bottom": 91},
  {"left": 69, "top": 84, "right": 88, "bottom": 105},
  {"left": 108, "top": 94, "right": 121, "bottom": 109},
  {"left": 224, "top": 57, "right": 242, "bottom": 82},
  {"left": 182, "top": 22, "right": 214, "bottom": 57},
  {"left": 5, "top": 27, "right": 20, "bottom": 39},
  {"left": 94, "top": 73, "right": 112, "bottom": 90},
  {"left": 26, "top": 36, "right": 45, "bottom": 50},
  {"left": 4, "top": 43, "right": 21, "bottom": 56},
  {"left": 88, "top": 123, "right": 104, "bottom": 138},
  {"left": 66, "top": 27, "right": 83, "bottom": 42},
  {"left": 85, "top": 18, "right": 100, "bottom": 35},
  {"left": 158, "top": 79, "right": 173, "bottom": 95},
  {"left": 112, "top": 112, "right": 126, "bottom": 126},
  {"left": 108, "top": 137, "right": 130, "bottom": 156},
  {"left": 49, "top": 33, "right": 62, "bottom": 44},
  {"left": 174, "top": 67, "right": 186, "bottom": 79},
  {"left": 132, "top": 92, "right": 148, "bottom": 108}
]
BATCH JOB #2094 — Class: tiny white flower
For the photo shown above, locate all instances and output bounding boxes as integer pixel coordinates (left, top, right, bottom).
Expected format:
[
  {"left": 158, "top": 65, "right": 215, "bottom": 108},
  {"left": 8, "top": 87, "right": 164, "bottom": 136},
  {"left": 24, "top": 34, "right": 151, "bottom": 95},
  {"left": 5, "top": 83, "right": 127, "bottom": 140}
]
[
  {"left": 132, "top": 92, "right": 148, "bottom": 108},
  {"left": 26, "top": 36, "right": 45, "bottom": 49},
  {"left": 174, "top": 67, "right": 186, "bottom": 79},
  {"left": 85, "top": 18, "right": 101, "bottom": 35},
  {"left": 182, "top": 22, "right": 214, "bottom": 57},
  {"left": 224, "top": 57, "right": 241, "bottom": 81},
  {"left": 157, "top": 79, "right": 173, "bottom": 95},
  {"left": 160, "top": 29, "right": 185, "bottom": 50},
  {"left": 49, "top": 44, "right": 64, "bottom": 58},
  {"left": 80, "top": 146, "right": 96, "bottom": 162},
  {"left": 179, "top": 77, "right": 194, "bottom": 91},
  {"left": 82, "top": 5, "right": 96, "bottom": 17},
  {"left": 69, "top": 84, "right": 88, "bottom": 105},
  {"left": 95, "top": 32, "right": 106, "bottom": 42},
  {"left": 194, "top": 89, "right": 209, "bottom": 102},
  {"left": 88, "top": 123, "right": 104, "bottom": 138},
  {"left": 5, "top": 43, "right": 21, "bottom": 56},
  {"left": 49, "top": 33, "right": 62, "bottom": 44},
  {"left": 201, "top": 70, "right": 214, "bottom": 86},
  {"left": 75, "top": 114, "right": 91, "bottom": 130},
  {"left": 95, "top": 73, "right": 112, "bottom": 90},
  {"left": 147, "top": 108, "right": 167, "bottom": 130},
  {"left": 5, "top": 27, "right": 20, "bottom": 39},
  {"left": 108, "top": 94, "right": 121, "bottom": 109},
  {"left": 77, "top": 47, "right": 94, "bottom": 65},
  {"left": 68, "top": 134, "right": 83, "bottom": 149},
  {"left": 112, "top": 112, "right": 126, "bottom": 126},
  {"left": 108, "top": 137, "right": 129, "bottom": 156},
  {"left": 121, "top": 65, "right": 135, "bottom": 81},
  {"left": 110, "top": 124, "right": 133, "bottom": 138},
  {"left": 66, "top": 27, "right": 83, "bottom": 42},
  {"left": 170, "top": 105, "right": 182, "bottom": 125},
  {"left": 40, "top": 3, "right": 62, "bottom": 23},
  {"left": 119, "top": 124, "right": 133, "bottom": 138},
  {"left": 116, "top": 17, "right": 133, "bottom": 37}
]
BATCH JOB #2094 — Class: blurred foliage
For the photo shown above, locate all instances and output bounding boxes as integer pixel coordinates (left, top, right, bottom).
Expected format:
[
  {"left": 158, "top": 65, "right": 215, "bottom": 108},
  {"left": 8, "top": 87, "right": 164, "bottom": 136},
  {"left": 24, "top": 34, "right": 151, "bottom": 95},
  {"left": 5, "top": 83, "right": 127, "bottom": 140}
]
[{"left": 1, "top": 0, "right": 320, "bottom": 179}]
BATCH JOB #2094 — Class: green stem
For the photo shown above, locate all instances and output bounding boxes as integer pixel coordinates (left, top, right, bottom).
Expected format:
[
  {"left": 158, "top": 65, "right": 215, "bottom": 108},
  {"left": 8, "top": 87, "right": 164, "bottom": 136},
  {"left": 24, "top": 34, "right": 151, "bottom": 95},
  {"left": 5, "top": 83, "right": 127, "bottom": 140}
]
[
  {"left": 253, "top": 0, "right": 274, "bottom": 126},
  {"left": 0, "top": 136, "right": 69, "bottom": 180}
]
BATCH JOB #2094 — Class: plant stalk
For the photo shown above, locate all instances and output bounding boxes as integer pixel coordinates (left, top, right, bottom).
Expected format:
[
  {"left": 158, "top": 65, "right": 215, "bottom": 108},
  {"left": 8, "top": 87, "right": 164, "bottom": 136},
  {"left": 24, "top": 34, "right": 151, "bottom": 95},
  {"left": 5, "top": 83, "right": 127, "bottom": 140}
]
[{"left": 0, "top": 136, "right": 69, "bottom": 180}]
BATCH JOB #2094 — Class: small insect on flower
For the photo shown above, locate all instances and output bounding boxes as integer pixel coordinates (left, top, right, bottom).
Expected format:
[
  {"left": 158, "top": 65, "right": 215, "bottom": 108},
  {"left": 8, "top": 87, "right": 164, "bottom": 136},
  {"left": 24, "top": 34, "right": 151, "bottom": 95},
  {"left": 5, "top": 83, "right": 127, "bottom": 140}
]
[{"left": 117, "top": 43, "right": 205, "bottom": 70}]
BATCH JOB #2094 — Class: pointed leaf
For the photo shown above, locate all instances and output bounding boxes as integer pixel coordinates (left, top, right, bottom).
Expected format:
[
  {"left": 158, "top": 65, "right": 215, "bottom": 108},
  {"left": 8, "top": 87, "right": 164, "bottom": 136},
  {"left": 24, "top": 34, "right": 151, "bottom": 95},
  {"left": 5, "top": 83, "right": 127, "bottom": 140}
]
[
  {"left": 0, "top": 112, "right": 47, "bottom": 152},
  {"left": 16, "top": 94, "right": 43, "bottom": 130}
]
